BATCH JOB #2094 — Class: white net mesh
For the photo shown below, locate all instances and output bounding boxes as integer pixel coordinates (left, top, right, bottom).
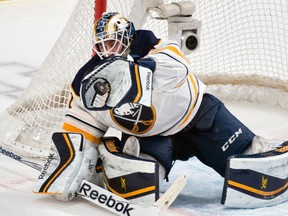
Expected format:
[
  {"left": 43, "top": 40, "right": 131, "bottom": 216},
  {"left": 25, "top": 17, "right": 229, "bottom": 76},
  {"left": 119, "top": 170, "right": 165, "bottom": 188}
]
[
  {"left": 0, "top": 0, "right": 95, "bottom": 158},
  {"left": 0, "top": 0, "right": 287, "bottom": 158}
]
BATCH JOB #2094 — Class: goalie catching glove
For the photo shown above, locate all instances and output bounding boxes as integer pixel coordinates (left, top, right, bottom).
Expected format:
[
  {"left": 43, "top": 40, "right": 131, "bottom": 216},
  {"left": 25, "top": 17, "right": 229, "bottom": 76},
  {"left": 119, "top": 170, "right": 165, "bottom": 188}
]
[
  {"left": 80, "top": 55, "right": 153, "bottom": 110},
  {"left": 33, "top": 132, "right": 99, "bottom": 201}
]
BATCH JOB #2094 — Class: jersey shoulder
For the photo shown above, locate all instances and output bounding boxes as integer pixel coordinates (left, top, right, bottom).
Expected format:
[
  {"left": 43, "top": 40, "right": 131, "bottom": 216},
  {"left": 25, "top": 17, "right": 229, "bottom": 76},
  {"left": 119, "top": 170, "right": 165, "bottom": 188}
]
[{"left": 149, "top": 39, "right": 185, "bottom": 58}]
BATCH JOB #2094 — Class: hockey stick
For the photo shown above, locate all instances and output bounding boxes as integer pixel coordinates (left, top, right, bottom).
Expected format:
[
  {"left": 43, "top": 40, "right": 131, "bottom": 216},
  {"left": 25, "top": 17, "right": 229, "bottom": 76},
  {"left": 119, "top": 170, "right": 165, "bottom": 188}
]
[
  {"left": 0, "top": 142, "right": 187, "bottom": 215},
  {"left": 155, "top": 174, "right": 187, "bottom": 210},
  {"left": 0, "top": 143, "right": 43, "bottom": 171},
  {"left": 78, "top": 174, "right": 187, "bottom": 216}
]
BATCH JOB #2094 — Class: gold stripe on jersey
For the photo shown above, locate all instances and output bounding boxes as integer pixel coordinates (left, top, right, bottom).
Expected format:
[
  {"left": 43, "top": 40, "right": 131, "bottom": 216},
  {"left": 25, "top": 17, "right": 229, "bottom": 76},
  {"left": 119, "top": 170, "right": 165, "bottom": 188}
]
[
  {"left": 62, "top": 122, "right": 101, "bottom": 145},
  {"left": 149, "top": 43, "right": 190, "bottom": 65},
  {"left": 174, "top": 77, "right": 187, "bottom": 89},
  {"left": 178, "top": 73, "right": 199, "bottom": 128}
]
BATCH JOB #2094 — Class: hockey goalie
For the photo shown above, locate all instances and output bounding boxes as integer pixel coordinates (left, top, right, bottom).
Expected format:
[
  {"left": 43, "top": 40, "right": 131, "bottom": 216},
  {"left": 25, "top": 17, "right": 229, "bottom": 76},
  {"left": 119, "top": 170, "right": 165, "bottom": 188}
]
[{"left": 33, "top": 12, "right": 288, "bottom": 209}]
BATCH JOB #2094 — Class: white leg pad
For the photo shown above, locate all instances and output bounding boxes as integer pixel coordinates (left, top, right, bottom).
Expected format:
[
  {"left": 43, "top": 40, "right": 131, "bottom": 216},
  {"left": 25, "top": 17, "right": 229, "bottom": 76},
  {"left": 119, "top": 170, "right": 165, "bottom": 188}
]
[
  {"left": 33, "top": 133, "right": 99, "bottom": 201},
  {"left": 222, "top": 141, "right": 288, "bottom": 208}
]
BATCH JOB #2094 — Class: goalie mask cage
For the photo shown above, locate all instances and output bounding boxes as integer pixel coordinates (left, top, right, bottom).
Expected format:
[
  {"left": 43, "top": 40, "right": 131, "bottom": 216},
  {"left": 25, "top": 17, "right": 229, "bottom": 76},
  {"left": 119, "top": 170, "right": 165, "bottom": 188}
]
[{"left": 0, "top": 0, "right": 287, "bottom": 159}]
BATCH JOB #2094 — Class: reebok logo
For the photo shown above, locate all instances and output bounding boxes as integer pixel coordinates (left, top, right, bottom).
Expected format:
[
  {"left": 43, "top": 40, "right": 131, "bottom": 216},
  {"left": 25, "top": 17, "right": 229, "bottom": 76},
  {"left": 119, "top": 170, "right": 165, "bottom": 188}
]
[
  {"left": 0, "top": 146, "right": 22, "bottom": 161},
  {"left": 79, "top": 182, "right": 134, "bottom": 216},
  {"left": 38, "top": 153, "right": 54, "bottom": 179},
  {"left": 221, "top": 128, "right": 243, "bottom": 151},
  {"left": 145, "top": 71, "right": 152, "bottom": 91}
]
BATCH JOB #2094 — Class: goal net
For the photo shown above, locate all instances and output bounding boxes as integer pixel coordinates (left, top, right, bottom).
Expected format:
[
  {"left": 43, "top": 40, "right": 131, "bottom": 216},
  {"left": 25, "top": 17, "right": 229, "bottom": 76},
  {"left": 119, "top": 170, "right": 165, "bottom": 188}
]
[{"left": 0, "top": 0, "right": 287, "bottom": 160}]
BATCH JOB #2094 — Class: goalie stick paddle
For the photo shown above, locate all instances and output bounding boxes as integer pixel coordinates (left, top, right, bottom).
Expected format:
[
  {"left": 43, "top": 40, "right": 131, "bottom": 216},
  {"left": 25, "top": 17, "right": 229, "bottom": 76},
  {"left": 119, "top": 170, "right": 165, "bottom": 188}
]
[
  {"left": 155, "top": 174, "right": 187, "bottom": 210},
  {"left": 78, "top": 179, "right": 160, "bottom": 216},
  {"left": 0, "top": 142, "right": 187, "bottom": 215}
]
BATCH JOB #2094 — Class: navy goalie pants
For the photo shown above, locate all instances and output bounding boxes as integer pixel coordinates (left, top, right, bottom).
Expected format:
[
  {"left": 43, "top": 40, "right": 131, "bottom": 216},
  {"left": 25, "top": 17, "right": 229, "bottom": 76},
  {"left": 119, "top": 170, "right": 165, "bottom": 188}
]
[{"left": 172, "top": 93, "right": 255, "bottom": 177}]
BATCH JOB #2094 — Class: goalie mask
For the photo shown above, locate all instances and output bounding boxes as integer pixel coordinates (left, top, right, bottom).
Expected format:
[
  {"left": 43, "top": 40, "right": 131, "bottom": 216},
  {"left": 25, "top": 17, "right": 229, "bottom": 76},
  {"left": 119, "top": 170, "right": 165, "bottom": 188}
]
[{"left": 93, "top": 12, "right": 135, "bottom": 59}]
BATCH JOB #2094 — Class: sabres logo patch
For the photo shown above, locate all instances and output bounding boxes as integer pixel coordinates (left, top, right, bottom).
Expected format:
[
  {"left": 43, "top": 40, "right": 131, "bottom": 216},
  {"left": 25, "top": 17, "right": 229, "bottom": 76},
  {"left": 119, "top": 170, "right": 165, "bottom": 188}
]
[{"left": 111, "top": 103, "right": 155, "bottom": 134}]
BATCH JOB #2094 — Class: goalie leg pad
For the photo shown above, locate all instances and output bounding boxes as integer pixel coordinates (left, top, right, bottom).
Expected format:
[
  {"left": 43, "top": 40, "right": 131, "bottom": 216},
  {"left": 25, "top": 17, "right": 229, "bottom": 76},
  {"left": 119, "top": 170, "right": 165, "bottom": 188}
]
[
  {"left": 33, "top": 132, "right": 99, "bottom": 201},
  {"left": 98, "top": 144, "right": 159, "bottom": 206},
  {"left": 222, "top": 141, "right": 288, "bottom": 208}
]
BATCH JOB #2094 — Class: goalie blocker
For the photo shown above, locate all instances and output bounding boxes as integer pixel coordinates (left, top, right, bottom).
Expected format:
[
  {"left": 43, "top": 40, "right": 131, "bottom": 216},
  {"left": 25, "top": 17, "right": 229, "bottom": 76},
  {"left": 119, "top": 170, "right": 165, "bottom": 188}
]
[{"left": 222, "top": 141, "right": 288, "bottom": 208}]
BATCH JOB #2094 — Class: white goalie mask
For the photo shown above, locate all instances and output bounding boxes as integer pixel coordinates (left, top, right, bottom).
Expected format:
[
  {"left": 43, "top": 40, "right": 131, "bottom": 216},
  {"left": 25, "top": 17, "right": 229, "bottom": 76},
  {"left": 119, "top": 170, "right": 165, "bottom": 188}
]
[{"left": 93, "top": 12, "right": 135, "bottom": 59}]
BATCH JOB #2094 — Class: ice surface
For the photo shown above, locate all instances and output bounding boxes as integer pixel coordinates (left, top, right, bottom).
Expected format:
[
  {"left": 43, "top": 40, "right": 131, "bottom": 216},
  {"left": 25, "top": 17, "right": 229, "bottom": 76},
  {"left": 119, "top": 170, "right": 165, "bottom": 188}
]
[{"left": 0, "top": 0, "right": 288, "bottom": 215}]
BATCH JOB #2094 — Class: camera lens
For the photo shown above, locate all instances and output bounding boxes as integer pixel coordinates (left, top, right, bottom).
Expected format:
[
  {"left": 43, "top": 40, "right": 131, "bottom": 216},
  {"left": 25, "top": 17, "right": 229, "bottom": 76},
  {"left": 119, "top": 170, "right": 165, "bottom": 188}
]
[{"left": 185, "top": 35, "right": 198, "bottom": 50}]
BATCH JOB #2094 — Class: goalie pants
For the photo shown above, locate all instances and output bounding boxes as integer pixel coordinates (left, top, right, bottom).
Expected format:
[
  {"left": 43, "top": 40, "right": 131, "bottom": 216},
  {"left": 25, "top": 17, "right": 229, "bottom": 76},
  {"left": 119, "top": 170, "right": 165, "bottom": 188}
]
[{"left": 172, "top": 93, "right": 255, "bottom": 176}]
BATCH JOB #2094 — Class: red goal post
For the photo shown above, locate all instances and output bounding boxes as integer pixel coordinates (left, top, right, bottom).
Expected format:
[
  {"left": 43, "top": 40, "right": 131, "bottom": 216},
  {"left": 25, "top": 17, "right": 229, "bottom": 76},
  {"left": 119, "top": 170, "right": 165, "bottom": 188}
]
[
  {"left": 0, "top": 0, "right": 287, "bottom": 160},
  {"left": 94, "top": 0, "right": 107, "bottom": 21}
]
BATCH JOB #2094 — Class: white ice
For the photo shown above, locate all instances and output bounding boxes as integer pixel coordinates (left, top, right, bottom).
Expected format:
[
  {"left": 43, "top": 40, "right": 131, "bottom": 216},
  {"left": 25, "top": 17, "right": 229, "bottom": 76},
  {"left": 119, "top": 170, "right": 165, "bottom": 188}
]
[{"left": 0, "top": 0, "right": 288, "bottom": 215}]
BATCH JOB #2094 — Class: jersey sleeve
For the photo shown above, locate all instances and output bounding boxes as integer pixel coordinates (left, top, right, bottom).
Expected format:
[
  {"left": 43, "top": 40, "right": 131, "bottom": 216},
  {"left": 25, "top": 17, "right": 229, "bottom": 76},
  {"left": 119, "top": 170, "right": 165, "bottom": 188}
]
[
  {"left": 61, "top": 87, "right": 108, "bottom": 145},
  {"left": 146, "top": 41, "right": 192, "bottom": 92}
]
